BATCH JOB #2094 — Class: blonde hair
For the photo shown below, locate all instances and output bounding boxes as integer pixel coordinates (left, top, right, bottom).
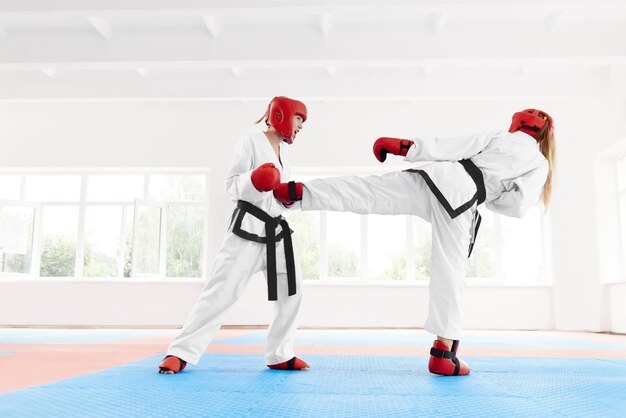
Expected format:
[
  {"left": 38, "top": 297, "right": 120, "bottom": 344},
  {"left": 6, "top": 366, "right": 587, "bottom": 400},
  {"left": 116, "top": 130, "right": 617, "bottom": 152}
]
[
  {"left": 537, "top": 124, "right": 555, "bottom": 210},
  {"left": 255, "top": 112, "right": 268, "bottom": 125}
]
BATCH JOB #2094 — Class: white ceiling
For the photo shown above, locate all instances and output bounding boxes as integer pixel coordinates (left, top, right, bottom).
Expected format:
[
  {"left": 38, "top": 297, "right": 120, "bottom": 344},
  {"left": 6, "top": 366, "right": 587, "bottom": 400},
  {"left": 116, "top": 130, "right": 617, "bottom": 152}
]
[{"left": 0, "top": 0, "right": 625, "bottom": 101}]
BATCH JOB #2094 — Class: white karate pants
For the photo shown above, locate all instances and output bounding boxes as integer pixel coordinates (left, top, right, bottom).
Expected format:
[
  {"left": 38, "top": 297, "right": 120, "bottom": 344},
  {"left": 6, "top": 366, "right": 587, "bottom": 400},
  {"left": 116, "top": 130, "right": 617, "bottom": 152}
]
[
  {"left": 301, "top": 171, "right": 473, "bottom": 340},
  {"left": 166, "top": 232, "right": 303, "bottom": 365}
]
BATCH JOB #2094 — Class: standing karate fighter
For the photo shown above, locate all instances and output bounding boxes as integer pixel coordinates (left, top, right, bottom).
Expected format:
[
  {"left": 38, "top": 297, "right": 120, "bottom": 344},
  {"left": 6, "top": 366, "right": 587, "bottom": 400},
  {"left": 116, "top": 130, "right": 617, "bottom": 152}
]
[
  {"left": 273, "top": 109, "right": 555, "bottom": 376},
  {"left": 159, "top": 96, "right": 310, "bottom": 374}
]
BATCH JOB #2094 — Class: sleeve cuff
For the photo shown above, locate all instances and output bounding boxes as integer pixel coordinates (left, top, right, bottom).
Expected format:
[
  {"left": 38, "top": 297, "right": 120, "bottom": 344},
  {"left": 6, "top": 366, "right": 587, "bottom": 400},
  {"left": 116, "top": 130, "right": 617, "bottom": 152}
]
[{"left": 237, "top": 170, "right": 264, "bottom": 202}]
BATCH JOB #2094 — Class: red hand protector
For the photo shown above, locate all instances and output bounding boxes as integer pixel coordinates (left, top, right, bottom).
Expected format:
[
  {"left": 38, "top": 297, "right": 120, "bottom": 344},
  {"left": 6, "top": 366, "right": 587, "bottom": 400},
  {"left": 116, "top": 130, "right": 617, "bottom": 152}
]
[
  {"left": 251, "top": 163, "right": 281, "bottom": 192},
  {"left": 273, "top": 181, "right": 303, "bottom": 206},
  {"left": 372, "top": 137, "right": 414, "bottom": 162}
]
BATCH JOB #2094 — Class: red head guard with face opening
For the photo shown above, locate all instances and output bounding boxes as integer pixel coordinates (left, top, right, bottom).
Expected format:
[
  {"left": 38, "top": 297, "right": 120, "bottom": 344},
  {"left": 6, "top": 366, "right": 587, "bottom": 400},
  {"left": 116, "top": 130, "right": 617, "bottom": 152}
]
[
  {"left": 264, "top": 96, "right": 307, "bottom": 144},
  {"left": 509, "top": 108, "right": 554, "bottom": 141}
]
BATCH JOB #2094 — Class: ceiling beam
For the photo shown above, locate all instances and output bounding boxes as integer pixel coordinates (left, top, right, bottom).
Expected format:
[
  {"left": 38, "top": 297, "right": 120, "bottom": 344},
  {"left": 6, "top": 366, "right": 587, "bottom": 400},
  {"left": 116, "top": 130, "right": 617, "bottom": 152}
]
[
  {"left": 0, "top": 1, "right": 622, "bottom": 19},
  {"left": 431, "top": 12, "right": 447, "bottom": 35},
  {"left": 86, "top": 17, "right": 112, "bottom": 39},
  {"left": 202, "top": 15, "right": 218, "bottom": 38},
  {"left": 0, "top": 57, "right": 622, "bottom": 73},
  {"left": 40, "top": 68, "right": 57, "bottom": 78},
  {"left": 546, "top": 11, "right": 565, "bottom": 33},
  {"left": 0, "top": 67, "right": 608, "bottom": 100},
  {"left": 135, "top": 68, "right": 150, "bottom": 78},
  {"left": 319, "top": 13, "right": 331, "bottom": 37}
]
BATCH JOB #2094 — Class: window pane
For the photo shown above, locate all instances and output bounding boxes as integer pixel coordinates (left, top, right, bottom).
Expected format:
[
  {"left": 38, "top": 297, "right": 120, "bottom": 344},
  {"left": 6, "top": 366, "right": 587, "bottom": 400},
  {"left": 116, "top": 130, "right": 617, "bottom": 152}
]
[
  {"left": 40, "top": 206, "right": 78, "bottom": 277},
  {"left": 166, "top": 206, "right": 204, "bottom": 278},
  {"left": 83, "top": 206, "right": 122, "bottom": 277},
  {"left": 467, "top": 209, "right": 497, "bottom": 279},
  {"left": 500, "top": 207, "right": 543, "bottom": 281},
  {"left": 132, "top": 204, "right": 161, "bottom": 276},
  {"left": 149, "top": 175, "right": 205, "bottom": 201},
  {"left": 327, "top": 212, "right": 361, "bottom": 278},
  {"left": 87, "top": 175, "right": 144, "bottom": 202},
  {"left": 124, "top": 206, "right": 134, "bottom": 278},
  {"left": 368, "top": 215, "right": 406, "bottom": 280},
  {"left": 284, "top": 211, "right": 320, "bottom": 280},
  {"left": 413, "top": 217, "right": 432, "bottom": 281},
  {"left": 0, "top": 205, "right": 35, "bottom": 274},
  {"left": 0, "top": 176, "right": 21, "bottom": 200},
  {"left": 24, "top": 175, "right": 81, "bottom": 202}
]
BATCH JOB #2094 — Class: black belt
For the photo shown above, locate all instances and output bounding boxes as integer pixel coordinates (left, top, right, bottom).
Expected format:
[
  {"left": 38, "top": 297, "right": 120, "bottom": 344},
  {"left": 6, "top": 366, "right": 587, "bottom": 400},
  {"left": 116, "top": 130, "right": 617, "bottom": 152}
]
[
  {"left": 406, "top": 158, "right": 486, "bottom": 258},
  {"left": 458, "top": 159, "right": 486, "bottom": 206},
  {"left": 231, "top": 200, "right": 296, "bottom": 301},
  {"left": 459, "top": 159, "right": 485, "bottom": 258}
]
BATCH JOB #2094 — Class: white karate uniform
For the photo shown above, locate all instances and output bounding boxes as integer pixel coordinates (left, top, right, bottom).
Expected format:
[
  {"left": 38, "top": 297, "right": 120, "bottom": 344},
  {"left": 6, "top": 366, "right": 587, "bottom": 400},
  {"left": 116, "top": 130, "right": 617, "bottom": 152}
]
[
  {"left": 167, "top": 131, "right": 303, "bottom": 366},
  {"left": 301, "top": 130, "right": 548, "bottom": 339}
]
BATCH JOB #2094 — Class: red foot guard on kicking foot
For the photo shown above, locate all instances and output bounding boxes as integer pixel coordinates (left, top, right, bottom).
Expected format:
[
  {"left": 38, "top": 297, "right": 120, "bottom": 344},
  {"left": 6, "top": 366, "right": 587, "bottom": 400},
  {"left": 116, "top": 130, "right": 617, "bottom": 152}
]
[
  {"left": 267, "top": 357, "right": 309, "bottom": 370},
  {"left": 158, "top": 355, "right": 187, "bottom": 374},
  {"left": 428, "top": 340, "right": 470, "bottom": 376}
]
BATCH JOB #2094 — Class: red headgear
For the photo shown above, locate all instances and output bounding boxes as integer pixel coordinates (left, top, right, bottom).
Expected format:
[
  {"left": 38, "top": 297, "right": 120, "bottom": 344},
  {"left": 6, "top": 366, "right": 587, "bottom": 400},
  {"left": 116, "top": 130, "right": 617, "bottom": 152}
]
[
  {"left": 509, "top": 108, "right": 554, "bottom": 141},
  {"left": 265, "top": 96, "right": 307, "bottom": 144}
]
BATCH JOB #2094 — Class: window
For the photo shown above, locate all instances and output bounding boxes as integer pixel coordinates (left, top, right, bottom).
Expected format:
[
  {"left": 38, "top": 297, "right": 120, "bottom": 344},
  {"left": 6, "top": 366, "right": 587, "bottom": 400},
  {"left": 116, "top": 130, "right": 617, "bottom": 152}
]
[
  {"left": 0, "top": 203, "right": 36, "bottom": 275},
  {"left": 286, "top": 168, "right": 548, "bottom": 282},
  {"left": 40, "top": 206, "right": 79, "bottom": 277},
  {"left": 0, "top": 171, "right": 209, "bottom": 279}
]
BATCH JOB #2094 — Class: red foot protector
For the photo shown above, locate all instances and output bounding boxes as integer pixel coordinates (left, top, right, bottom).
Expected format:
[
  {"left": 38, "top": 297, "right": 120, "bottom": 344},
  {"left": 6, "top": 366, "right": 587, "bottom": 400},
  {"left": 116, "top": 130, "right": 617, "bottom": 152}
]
[
  {"left": 273, "top": 181, "right": 303, "bottom": 206},
  {"left": 158, "top": 355, "right": 187, "bottom": 374},
  {"left": 428, "top": 340, "right": 470, "bottom": 376},
  {"left": 267, "top": 356, "right": 310, "bottom": 370}
]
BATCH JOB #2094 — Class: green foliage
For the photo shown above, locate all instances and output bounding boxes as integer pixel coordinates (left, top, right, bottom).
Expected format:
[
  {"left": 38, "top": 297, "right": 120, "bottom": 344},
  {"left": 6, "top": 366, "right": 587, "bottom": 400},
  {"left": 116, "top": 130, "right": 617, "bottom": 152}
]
[
  {"left": 328, "top": 243, "right": 359, "bottom": 277},
  {"left": 166, "top": 207, "right": 203, "bottom": 277},
  {"left": 380, "top": 256, "right": 405, "bottom": 280},
  {"left": 2, "top": 253, "right": 29, "bottom": 274},
  {"left": 285, "top": 211, "right": 320, "bottom": 280},
  {"left": 40, "top": 235, "right": 75, "bottom": 277},
  {"left": 83, "top": 240, "right": 117, "bottom": 277},
  {"left": 134, "top": 206, "right": 161, "bottom": 275}
]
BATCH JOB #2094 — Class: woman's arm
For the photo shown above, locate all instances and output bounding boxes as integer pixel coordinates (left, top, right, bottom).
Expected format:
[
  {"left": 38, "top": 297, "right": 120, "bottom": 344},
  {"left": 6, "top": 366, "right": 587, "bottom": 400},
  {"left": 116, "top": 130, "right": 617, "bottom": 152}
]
[
  {"left": 404, "top": 131, "right": 498, "bottom": 162},
  {"left": 225, "top": 136, "right": 268, "bottom": 205},
  {"left": 485, "top": 162, "right": 549, "bottom": 218}
]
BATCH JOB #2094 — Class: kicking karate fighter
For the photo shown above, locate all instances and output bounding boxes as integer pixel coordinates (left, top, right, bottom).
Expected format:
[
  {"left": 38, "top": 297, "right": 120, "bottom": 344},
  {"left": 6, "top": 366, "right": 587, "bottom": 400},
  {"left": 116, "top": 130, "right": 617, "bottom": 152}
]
[
  {"left": 159, "top": 96, "right": 310, "bottom": 374},
  {"left": 273, "top": 109, "right": 554, "bottom": 376}
]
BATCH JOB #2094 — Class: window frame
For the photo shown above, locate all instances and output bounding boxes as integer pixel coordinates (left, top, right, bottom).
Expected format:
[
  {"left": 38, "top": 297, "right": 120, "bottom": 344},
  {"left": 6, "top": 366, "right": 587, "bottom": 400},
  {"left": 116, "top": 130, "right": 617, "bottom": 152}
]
[{"left": 0, "top": 168, "right": 210, "bottom": 281}]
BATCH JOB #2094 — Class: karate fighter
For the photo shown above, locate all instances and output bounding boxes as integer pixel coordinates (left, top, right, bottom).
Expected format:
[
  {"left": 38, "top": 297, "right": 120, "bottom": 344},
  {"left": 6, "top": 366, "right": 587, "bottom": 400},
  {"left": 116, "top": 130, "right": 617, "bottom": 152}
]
[
  {"left": 159, "top": 96, "right": 310, "bottom": 373},
  {"left": 273, "top": 109, "right": 555, "bottom": 376}
]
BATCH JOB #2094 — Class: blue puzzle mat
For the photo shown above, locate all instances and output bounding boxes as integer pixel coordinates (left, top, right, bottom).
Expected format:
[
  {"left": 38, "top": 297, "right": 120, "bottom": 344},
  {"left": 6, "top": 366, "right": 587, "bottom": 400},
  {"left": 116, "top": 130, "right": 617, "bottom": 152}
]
[{"left": 1, "top": 353, "right": 625, "bottom": 417}]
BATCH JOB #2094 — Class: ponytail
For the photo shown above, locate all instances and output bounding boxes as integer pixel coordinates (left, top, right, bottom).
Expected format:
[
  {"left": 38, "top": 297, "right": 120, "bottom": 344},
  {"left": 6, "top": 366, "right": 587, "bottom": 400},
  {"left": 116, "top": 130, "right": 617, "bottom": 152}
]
[
  {"left": 254, "top": 113, "right": 267, "bottom": 125},
  {"left": 537, "top": 124, "right": 555, "bottom": 210}
]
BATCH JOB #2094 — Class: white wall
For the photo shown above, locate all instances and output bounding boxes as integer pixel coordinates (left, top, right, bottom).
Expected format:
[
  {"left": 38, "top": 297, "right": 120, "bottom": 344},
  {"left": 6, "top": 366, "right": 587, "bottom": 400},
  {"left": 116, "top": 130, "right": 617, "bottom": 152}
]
[{"left": 0, "top": 97, "right": 623, "bottom": 331}]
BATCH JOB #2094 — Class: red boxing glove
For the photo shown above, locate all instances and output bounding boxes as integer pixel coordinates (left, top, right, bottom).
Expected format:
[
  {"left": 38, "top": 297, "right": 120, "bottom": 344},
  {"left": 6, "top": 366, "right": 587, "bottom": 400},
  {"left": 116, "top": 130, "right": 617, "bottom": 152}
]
[
  {"left": 273, "top": 181, "right": 303, "bottom": 206},
  {"left": 251, "top": 163, "right": 281, "bottom": 192},
  {"left": 372, "top": 137, "right": 414, "bottom": 162}
]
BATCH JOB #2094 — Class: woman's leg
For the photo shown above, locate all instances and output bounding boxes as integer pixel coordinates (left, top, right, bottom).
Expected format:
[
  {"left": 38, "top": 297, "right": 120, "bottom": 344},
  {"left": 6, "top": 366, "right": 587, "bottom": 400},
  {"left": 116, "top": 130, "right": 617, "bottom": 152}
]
[
  {"left": 423, "top": 203, "right": 473, "bottom": 341},
  {"left": 263, "top": 242, "right": 304, "bottom": 366},
  {"left": 166, "top": 233, "right": 263, "bottom": 366},
  {"left": 301, "top": 171, "right": 432, "bottom": 220}
]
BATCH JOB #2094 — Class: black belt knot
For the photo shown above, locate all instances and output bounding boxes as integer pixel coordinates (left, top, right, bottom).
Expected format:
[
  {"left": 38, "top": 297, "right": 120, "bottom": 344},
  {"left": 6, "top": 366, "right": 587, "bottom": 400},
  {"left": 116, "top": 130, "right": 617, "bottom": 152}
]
[{"left": 231, "top": 200, "right": 296, "bottom": 301}]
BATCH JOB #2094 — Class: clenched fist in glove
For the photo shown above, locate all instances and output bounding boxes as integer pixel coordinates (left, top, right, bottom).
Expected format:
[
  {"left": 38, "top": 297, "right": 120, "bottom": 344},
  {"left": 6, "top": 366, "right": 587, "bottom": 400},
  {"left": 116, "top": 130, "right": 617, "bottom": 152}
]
[
  {"left": 372, "top": 137, "right": 414, "bottom": 162},
  {"left": 273, "top": 181, "right": 303, "bottom": 206},
  {"left": 251, "top": 163, "right": 281, "bottom": 192}
]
